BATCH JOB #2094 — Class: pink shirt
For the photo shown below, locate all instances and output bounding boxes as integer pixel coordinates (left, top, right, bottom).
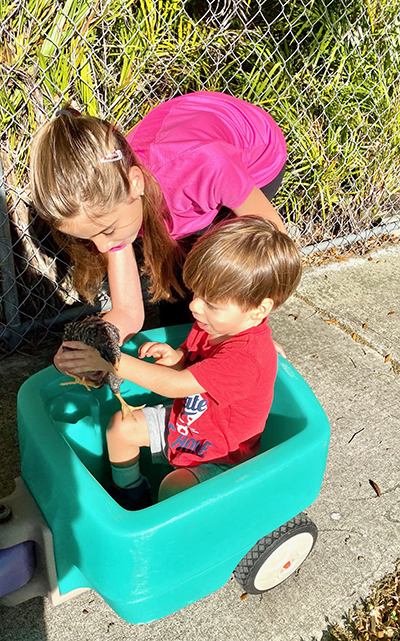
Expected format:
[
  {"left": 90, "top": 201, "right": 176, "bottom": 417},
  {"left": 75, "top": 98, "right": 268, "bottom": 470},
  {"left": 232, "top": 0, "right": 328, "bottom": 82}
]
[
  {"left": 126, "top": 92, "right": 287, "bottom": 239},
  {"left": 167, "top": 318, "right": 277, "bottom": 467}
]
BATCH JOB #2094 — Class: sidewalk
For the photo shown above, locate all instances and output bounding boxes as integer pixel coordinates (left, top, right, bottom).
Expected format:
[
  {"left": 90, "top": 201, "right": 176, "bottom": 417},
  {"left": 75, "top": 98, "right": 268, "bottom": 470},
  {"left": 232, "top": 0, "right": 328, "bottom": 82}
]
[{"left": 1, "top": 244, "right": 399, "bottom": 641}]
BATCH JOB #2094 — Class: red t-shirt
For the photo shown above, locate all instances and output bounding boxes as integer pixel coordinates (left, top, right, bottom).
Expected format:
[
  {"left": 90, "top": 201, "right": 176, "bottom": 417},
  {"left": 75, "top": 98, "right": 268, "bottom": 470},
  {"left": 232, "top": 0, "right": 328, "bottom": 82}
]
[{"left": 167, "top": 319, "right": 277, "bottom": 467}]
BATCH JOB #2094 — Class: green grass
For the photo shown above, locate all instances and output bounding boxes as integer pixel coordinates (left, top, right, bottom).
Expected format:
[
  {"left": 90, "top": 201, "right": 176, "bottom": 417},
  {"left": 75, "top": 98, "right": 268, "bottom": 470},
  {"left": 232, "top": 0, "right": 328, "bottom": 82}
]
[{"left": 1, "top": 0, "right": 400, "bottom": 245}]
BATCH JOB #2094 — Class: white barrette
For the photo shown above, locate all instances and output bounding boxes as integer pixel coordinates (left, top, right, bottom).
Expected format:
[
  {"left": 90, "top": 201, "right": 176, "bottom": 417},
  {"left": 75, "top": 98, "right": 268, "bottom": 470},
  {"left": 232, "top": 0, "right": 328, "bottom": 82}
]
[{"left": 100, "top": 150, "right": 123, "bottom": 163}]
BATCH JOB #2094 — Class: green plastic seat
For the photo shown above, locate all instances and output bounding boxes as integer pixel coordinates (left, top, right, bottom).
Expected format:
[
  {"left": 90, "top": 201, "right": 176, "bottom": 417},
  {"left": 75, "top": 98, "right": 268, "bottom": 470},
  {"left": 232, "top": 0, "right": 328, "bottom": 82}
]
[{"left": 17, "top": 324, "right": 330, "bottom": 623}]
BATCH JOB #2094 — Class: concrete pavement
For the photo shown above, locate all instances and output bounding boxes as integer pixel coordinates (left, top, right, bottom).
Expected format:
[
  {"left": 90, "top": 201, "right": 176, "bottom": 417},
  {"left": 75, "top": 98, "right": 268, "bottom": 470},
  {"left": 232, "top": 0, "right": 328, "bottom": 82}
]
[{"left": 1, "top": 243, "right": 399, "bottom": 641}]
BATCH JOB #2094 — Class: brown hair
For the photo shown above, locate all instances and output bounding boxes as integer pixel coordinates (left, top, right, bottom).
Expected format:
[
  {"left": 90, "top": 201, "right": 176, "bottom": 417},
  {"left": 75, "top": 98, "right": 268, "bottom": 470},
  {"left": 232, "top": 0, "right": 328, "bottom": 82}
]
[
  {"left": 183, "top": 215, "right": 302, "bottom": 310},
  {"left": 30, "top": 107, "right": 184, "bottom": 303}
]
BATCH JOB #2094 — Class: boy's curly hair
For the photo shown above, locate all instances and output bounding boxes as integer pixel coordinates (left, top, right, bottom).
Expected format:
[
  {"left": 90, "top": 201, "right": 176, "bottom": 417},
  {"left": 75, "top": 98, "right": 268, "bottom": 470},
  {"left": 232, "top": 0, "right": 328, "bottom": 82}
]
[{"left": 183, "top": 216, "right": 302, "bottom": 311}]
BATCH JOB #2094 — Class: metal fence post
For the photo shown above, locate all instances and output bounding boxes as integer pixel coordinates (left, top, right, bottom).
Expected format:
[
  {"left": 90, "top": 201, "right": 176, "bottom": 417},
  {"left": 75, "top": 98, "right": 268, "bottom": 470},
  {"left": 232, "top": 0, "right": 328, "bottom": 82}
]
[{"left": 0, "top": 156, "right": 21, "bottom": 338}]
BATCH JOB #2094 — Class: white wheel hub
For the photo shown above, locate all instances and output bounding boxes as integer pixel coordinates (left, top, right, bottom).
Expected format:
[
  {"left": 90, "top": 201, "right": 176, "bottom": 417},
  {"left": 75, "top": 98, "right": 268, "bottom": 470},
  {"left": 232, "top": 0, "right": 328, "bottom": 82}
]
[{"left": 254, "top": 532, "right": 314, "bottom": 591}]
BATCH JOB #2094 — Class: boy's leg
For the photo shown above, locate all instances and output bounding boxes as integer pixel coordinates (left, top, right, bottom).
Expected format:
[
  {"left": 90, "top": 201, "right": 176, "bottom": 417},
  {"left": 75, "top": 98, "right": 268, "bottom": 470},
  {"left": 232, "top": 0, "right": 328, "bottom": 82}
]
[
  {"left": 158, "top": 462, "right": 232, "bottom": 501},
  {"left": 106, "top": 409, "right": 152, "bottom": 509},
  {"left": 158, "top": 468, "right": 199, "bottom": 501},
  {"left": 107, "top": 408, "right": 150, "bottom": 464}
]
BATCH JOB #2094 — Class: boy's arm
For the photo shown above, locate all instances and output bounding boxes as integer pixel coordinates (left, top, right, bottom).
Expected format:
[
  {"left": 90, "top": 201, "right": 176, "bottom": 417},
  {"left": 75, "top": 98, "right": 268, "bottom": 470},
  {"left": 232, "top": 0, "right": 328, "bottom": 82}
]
[
  {"left": 117, "top": 352, "right": 206, "bottom": 398},
  {"left": 59, "top": 341, "right": 206, "bottom": 398}
]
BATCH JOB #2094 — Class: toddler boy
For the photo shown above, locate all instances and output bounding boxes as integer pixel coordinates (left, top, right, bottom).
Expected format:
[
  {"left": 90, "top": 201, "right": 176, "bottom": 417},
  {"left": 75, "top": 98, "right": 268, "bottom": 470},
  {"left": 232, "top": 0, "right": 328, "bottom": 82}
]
[{"left": 59, "top": 216, "right": 302, "bottom": 509}]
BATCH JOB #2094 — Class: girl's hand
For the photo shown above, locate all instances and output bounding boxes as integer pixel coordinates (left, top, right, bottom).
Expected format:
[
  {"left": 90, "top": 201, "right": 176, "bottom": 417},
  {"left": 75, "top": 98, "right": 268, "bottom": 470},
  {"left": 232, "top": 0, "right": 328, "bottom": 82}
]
[
  {"left": 57, "top": 341, "right": 115, "bottom": 376},
  {"left": 138, "top": 342, "right": 185, "bottom": 368},
  {"left": 53, "top": 344, "right": 72, "bottom": 375}
]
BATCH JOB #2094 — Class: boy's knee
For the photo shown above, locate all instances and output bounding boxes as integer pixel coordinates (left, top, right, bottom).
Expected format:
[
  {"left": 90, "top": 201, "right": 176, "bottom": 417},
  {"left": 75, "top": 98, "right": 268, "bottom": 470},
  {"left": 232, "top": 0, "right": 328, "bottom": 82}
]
[
  {"left": 158, "top": 468, "right": 199, "bottom": 501},
  {"left": 107, "top": 409, "right": 150, "bottom": 447},
  {"left": 108, "top": 410, "right": 124, "bottom": 431},
  {"left": 107, "top": 410, "right": 127, "bottom": 441}
]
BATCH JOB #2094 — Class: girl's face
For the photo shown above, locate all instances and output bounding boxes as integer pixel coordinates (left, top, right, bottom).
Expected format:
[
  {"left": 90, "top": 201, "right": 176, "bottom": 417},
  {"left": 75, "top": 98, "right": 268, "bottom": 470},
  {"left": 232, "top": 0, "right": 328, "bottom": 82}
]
[
  {"left": 60, "top": 198, "right": 143, "bottom": 253},
  {"left": 58, "top": 168, "right": 144, "bottom": 253}
]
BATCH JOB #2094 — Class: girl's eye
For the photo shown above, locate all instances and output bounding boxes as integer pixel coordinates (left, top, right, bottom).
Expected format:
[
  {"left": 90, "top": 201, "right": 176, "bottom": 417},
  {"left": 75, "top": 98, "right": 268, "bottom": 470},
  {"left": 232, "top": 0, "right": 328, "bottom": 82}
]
[{"left": 102, "top": 229, "right": 115, "bottom": 237}]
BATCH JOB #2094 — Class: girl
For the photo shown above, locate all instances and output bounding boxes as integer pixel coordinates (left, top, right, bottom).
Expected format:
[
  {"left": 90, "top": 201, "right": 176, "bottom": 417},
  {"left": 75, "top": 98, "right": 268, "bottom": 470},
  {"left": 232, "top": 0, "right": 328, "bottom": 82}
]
[{"left": 30, "top": 91, "right": 287, "bottom": 369}]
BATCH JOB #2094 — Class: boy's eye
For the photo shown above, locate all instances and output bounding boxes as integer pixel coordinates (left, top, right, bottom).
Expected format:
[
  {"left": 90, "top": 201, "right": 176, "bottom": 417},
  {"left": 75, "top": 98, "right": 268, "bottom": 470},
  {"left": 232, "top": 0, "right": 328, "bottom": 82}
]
[
  {"left": 102, "top": 229, "right": 115, "bottom": 237},
  {"left": 206, "top": 302, "right": 218, "bottom": 311}
]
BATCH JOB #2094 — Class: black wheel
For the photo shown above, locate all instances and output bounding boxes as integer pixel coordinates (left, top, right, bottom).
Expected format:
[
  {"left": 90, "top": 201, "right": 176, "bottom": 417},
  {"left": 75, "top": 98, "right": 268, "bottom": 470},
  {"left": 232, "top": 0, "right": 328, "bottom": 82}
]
[{"left": 233, "top": 512, "right": 318, "bottom": 594}]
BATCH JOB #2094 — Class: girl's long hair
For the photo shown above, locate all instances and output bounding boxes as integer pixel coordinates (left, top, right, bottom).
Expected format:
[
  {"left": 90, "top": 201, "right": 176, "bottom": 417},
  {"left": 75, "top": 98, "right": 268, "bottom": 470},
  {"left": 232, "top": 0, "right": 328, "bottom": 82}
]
[{"left": 30, "top": 107, "right": 185, "bottom": 303}]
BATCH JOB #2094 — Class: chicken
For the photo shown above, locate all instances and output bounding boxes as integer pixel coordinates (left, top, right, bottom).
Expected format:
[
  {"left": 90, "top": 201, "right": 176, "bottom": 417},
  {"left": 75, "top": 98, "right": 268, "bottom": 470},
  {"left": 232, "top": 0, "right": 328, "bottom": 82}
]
[{"left": 60, "top": 315, "right": 144, "bottom": 420}]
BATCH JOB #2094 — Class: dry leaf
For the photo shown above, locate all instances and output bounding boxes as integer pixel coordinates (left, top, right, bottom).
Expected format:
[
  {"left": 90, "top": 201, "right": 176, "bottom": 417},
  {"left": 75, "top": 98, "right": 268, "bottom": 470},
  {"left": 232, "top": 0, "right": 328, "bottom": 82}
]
[
  {"left": 388, "top": 311, "right": 395, "bottom": 316},
  {"left": 385, "top": 354, "right": 391, "bottom": 362},
  {"left": 240, "top": 593, "right": 248, "bottom": 601},
  {"left": 369, "top": 479, "right": 381, "bottom": 497},
  {"left": 324, "top": 319, "right": 339, "bottom": 324},
  {"left": 370, "top": 608, "right": 378, "bottom": 634},
  {"left": 352, "top": 333, "right": 357, "bottom": 340},
  {"left": 362, "top": 323, "right": 368, "bottom": 329}
]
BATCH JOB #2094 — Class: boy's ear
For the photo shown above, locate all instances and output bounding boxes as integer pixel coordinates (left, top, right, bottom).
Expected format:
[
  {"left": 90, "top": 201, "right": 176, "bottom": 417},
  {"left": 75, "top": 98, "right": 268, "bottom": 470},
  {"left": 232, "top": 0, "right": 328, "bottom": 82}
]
[
  {"left": 128, "top": 166, "right": 144, "bottom": 199},
  {"left": 250, "top": 297, "right": 274, "bottom": 320}
]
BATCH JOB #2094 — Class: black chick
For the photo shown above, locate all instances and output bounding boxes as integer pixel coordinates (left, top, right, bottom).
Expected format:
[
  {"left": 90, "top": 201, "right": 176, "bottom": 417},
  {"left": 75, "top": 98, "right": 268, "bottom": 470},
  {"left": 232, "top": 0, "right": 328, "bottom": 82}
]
[{"left": 61, "top": 315, "right": 144, "bottom": 420}]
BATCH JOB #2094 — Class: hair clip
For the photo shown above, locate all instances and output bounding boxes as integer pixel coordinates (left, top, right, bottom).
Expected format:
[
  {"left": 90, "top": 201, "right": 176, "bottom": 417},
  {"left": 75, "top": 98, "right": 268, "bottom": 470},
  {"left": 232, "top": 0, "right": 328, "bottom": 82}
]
[
  {"left": 100, "top": 150, "right": 123, "bottom": 163},
  {"left": 55, "top": 109, "right": 72, "bottom": 118}
]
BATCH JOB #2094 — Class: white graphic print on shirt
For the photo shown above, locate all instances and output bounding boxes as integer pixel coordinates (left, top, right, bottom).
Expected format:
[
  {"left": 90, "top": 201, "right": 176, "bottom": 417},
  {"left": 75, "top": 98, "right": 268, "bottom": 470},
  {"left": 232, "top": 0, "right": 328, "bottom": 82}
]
[{"left": 175, "top": 393, "right": 208, "bottom": 436}]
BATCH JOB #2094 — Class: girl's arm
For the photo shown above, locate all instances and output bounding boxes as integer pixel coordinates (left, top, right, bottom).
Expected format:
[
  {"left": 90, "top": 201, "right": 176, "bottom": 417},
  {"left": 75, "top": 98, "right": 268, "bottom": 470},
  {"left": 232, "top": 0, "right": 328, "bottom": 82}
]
[
  {"left": 232, "top": 186, "right": 287, "bottom": 234},
  {"left": 103, "top": 243, "right": 145, "bottom": 343},
  {"left": 59, "top": 341, "right": 205, "bottom": 398}
]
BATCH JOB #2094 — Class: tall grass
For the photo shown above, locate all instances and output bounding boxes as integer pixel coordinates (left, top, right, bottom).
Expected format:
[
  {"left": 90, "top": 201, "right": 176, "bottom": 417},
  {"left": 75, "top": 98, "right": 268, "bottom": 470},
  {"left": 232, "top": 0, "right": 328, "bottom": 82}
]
[{"left": 1, "top": 0, "right": 400, "bottom": 245}]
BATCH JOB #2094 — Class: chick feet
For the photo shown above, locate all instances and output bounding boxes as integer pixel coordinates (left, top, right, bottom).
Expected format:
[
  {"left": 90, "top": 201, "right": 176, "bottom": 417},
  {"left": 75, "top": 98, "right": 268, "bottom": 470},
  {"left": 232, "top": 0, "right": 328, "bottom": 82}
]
[
  {"left": 115, "top": 393, "right": 146, "bottom": 422},
  {"left": 60, "top": 375, "right": 102, "bottom": 391}
]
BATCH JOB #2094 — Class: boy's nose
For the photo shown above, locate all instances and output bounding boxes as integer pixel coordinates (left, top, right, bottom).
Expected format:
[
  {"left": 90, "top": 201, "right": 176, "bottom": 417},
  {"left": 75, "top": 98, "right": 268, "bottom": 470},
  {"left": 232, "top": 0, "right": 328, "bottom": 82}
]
[{"left": 189, "top": 297, "right": 204, "bottom": 315}]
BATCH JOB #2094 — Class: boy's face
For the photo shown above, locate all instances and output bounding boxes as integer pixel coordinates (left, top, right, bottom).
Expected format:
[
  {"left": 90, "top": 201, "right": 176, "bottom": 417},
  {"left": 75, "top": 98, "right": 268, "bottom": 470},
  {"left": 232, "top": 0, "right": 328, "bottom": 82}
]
[{"left": 189, "top": 295, "right": 269, "bottom": 340}]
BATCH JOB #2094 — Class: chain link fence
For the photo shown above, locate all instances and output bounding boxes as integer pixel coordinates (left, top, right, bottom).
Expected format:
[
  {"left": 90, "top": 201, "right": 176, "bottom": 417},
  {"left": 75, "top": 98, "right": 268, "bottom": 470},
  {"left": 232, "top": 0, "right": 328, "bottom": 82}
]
[{"left": 1, "top": 0, "right": 400, "bottom": 354}]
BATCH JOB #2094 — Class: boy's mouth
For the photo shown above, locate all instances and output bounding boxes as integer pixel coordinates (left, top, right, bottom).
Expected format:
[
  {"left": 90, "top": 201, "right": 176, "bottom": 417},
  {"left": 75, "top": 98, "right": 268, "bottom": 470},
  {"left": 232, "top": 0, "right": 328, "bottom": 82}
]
[{"left": 196, "top": 319, "right": 210, "bottom": 331}]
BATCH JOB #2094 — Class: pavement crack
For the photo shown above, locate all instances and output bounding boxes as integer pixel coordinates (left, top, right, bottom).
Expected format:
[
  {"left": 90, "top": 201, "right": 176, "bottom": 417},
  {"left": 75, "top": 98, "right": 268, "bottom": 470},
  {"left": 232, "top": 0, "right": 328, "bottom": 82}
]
[
  {"left": 384, "top": 513, "right": 400, "bottom": 525},
  {"left": 318, "top": 527, "right": 368, "bottom": 538},
  {"left": 293, "top": 291, "right": 400, "bottom": 373}
]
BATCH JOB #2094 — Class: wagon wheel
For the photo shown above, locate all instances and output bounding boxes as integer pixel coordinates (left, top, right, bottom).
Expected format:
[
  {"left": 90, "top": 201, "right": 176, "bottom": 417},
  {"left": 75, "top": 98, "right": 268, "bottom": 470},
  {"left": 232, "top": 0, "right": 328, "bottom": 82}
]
[{"left": 233, "top": 512, "right": 318, "bottom": 594}]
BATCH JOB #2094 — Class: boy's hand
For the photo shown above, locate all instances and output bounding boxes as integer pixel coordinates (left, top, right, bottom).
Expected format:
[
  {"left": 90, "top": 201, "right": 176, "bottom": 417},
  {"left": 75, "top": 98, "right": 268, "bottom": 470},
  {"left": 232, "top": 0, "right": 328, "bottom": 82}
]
[
  {"left": 57, "top": 341, "right": 115, "bottom": 376},
  {"left": 139, "top": 342, "right": 185, "bottom": 369}
]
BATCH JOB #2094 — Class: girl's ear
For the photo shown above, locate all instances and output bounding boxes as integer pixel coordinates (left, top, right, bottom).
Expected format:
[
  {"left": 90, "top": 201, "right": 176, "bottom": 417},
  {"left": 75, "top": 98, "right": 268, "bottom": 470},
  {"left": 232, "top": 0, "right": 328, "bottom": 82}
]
[
  {"left": 250, "top": 297, "right": 274, "bottom": 321},
  {"left": 128, "top": 166, "right": 144, "bottom": 199}
]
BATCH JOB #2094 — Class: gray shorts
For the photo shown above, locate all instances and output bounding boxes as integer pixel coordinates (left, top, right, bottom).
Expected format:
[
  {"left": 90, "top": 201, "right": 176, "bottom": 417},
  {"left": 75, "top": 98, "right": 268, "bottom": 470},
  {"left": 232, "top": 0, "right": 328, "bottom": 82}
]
[{"left": 141, "top": 404, "right": 231, "bottom": 484}]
